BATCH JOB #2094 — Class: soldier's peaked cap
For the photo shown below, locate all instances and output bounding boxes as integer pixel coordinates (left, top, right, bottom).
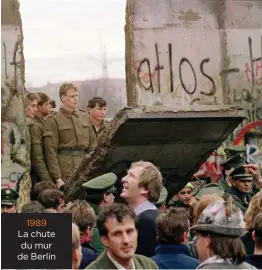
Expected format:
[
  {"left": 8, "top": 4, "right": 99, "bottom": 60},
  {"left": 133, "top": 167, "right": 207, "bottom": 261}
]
[
  {"left": 1, "top": 188, "right": 19, "bottom": 205},
  {"left": 220, "top": 146, "right": 246, "bottom": 167},
  {"left": 82, "top": 173, "right": 117, "bottom": 191},
  {"left": 190, "top": 197, "right": 245, "bottom": 237},
  {"left": 230, "top": 165, "right": 253, "bottom": 181}
]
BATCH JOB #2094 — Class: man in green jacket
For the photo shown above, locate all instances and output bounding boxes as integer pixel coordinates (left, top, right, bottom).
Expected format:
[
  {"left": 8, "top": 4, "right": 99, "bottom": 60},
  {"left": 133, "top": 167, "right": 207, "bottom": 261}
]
[{"left": 86, "top": 203, "right": 158, "bottom": 269}]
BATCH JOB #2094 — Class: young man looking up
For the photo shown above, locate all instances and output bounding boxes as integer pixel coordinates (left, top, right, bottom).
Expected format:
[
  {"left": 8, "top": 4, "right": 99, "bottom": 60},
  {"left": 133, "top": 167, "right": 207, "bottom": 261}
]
[{"left": 121, "top": 161, "right": 163, "bottom": 257}]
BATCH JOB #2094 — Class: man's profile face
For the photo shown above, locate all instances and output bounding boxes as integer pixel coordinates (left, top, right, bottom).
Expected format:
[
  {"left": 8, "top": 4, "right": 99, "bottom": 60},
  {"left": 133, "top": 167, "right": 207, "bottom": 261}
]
[
  {"left": 26, "top": 99, "right": 38, "bottom": 118},
  {"left": 1, "top": 204, "right": 16, "bottom": 213},
  {"left": 101, "top": 216, "right": 138, "bottom": 263},
  {"left": 62, "top": 89, "right": 79, "bottom": 110},
  {"left": 38, "top": 102, "right": 51, "bottom": 116},
  {"left": 177, "top": 187, "right": 193, "bottom": 205},
  {"left": 88, "top": 104, "right": 106, "bottom": 121}
]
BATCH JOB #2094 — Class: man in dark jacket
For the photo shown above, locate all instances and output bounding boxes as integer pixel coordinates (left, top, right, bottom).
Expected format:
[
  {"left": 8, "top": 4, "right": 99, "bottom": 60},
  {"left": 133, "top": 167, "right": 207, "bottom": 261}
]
[
  {"left": 121, "top": 161, "right": 163, "bottom": 257},
  {"left": 151, "top": 207, "right": 199, "bottom": 269}
]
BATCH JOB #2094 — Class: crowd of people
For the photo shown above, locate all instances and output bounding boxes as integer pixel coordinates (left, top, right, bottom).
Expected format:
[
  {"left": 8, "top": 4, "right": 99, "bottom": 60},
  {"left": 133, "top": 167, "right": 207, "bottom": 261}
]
[{"left": 1, "top": 82, "right": 262, "bottom": 269}]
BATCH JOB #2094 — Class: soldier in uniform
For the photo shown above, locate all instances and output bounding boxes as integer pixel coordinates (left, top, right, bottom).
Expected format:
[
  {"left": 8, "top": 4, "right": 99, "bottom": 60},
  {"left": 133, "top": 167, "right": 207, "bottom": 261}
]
[
  {"left": 43, "top": 83, "right": 96, "bottom": 189},
  {"left": 87, "top": 97, "right": 110, "bottom": 139},
  {"left": 227, "top": 164, "right": 262, "bottom": 212},
  {"left": 218, "top": 146, "right": 246, "bottom": 192},
  {"left": 82, "top": 172, "right": 117, "bottom": 254},
  {"left": 29, "top": 92, "right": 53, "bottom": 185},
  {"left": 26, "top": 92, "right": 39, "bottom": 120},
  {"left": 1, "top": 188, "right": 19, "bottom": 213}
]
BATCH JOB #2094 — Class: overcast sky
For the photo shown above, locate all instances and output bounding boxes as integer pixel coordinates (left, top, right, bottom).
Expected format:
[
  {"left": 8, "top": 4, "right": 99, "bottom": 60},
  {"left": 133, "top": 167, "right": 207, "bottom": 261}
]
[{"left": 20, "top": 0, "right": 126, "bottom": 87}]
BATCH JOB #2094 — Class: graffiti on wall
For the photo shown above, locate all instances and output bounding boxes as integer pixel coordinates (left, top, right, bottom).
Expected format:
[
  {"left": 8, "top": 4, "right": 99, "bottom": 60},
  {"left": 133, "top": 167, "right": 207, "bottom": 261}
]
[
  {"left": 1, "top": 26, "right": 30, "bottom": 209},
  {"left": 135, "top": 35, "right": 262, "bottom": 180},
  {"left": 135, "top": 42, "right": 218, "bottom": 105},
  {"left": 135, "top": 36, "right": 262, "bottom": 114}
]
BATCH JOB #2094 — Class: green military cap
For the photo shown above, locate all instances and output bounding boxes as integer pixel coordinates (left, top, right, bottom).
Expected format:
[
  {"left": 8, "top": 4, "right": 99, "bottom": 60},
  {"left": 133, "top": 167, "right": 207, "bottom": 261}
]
[
  {"left": 1, "top": 188, "right": 19, "bottom": 206},
  {"left": 155, "top": 186, "right": 168, "bottom": 207},
  {"left": 82, "top": 173, "right": 117, "bottom": 192},
  {"left": 195, "top": 183, "right": 225, "bottom": 200},
  {"left": 230, "top": 165, "right": 253, "bottom": 181},
  {"left": 220, "top": 146, "right": 246, "bottom": 168}
]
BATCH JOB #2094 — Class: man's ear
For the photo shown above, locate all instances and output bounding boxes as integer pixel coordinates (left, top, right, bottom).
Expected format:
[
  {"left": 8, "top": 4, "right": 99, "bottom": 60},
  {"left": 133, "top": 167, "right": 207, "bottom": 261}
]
[
  {"left": 103, "top": 193, "right": 108, "bottom": 203},
  {"left": 101, "top": 236, "right": 109, "bottom": 247},
  {"left": 252, "top": 230, "right": 256, "bottom": 241},
  {"left": 180, "top": 232, "right": 189, "bottom": 244}
]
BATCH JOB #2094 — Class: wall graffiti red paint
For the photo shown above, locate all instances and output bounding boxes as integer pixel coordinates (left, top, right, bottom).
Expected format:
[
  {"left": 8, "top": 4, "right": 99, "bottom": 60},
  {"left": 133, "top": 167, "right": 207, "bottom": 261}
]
[{"left": 194, "top": 151, "right": 223, "bottom": 182}]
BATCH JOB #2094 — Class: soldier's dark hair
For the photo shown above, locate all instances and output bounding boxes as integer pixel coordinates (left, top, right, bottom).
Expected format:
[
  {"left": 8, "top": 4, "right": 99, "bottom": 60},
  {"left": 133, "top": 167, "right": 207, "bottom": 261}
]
[
  {"left": 37, "top": 92, "right": 51, "bottom": 106},
  {"left": 21, "top": 201, "right": 45, "bottom": 213},
  {"left": 86, "top": 191, "right": 105, "bottom": 205},
  {"left": 37, "top": 189, "right": 64, "bottom": 210},
  {"left": 87, "top": 97, "right": 107, "bottom": 109},
  {"left": 64, "top": 200, "right": 96, "bottom": 234},
  {"left": 157, "top": 207, "right": 189, "bottom": 244},
  {"left": 49, "top": 100, "right": 56, "bottom": 108},
  {"left": 97, "top": 203, "right": 137, "bottom": 237},
  {"left": 254, "top": 212, "right": 262, "bottom": 249},
  {"left": 196, "top": 231, "right": 246, "bottom": 264},
  {"left": 31, "top": 181, "right": 57, "bottom": 201}
]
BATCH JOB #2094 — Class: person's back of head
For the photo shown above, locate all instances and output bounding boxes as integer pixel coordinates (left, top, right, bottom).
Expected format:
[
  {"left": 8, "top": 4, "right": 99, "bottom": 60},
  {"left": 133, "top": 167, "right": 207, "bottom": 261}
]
[
  {"left": 245, "top": 191, "right": 262, "bottom": 232},
  {"left": 65, "top": 200, "right": 96, "bottom": 241},
  {"left": 72, "top": 223, "right": 82, "bottom": 270},
  {"left": 157, "top": 207, "right": 189, "bottom": 245},
  {"left": 253, "top": 212, "right": 262, "bottom": 253},
  {"left": 21, "top": 201, "right": 45, "bottom": 213},
  {"left": 38, "top": 189, "right": 65, "bottom": 212},
  {"left": 32, "top": 181, "right": 57, "bottom": 201}
]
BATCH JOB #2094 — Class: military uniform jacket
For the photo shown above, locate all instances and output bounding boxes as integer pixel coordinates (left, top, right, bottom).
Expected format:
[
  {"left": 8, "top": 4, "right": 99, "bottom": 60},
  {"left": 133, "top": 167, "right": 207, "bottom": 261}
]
[
  {"left": 218, "top": 176, "right": 231, "bottom": 193},
  {"left": 29, "top": 115, "right": 52, "bottom": 182},
  {"left": 43, "top": 107, "right": 96, "bottom": 182},
  {"left": 227, "top": 186, "right": 252, "bottom": 212},
  {"left": 86, "top": 251, "right": 158, "bottom": 269},
  {"left": 88, "top": 118, "right": 110, "bottom": 139},
  {"left": 89, "top": 203, "right": 105, "bottom": 254}
]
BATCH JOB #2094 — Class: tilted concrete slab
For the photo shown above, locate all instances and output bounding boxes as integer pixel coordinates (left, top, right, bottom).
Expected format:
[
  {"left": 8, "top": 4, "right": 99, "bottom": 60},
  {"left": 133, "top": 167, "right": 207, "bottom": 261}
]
[{"left": 66, "top": 105, "right": 244, "bottom": 199}]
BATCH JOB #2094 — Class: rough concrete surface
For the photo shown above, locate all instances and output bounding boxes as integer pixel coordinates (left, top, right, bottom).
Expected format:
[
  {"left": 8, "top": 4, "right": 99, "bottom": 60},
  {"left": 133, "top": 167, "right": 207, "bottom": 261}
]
[
  {"left": 1, "top": 0, "right": 30, "bottom": 211},
  {"left": 125, "top": 0, "right": 262, "bottom": 126},
  {"left": 67, "top": 106, "right": 244, "bottom": 198}
]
